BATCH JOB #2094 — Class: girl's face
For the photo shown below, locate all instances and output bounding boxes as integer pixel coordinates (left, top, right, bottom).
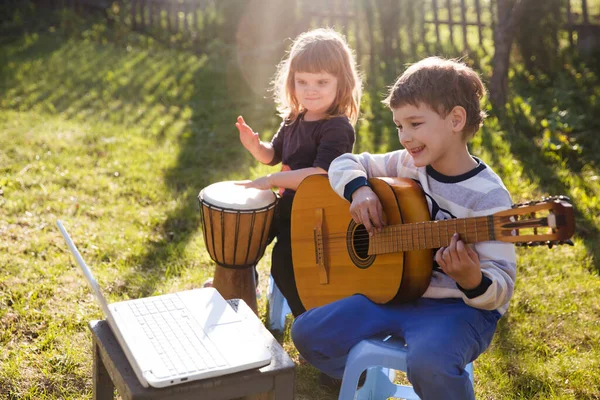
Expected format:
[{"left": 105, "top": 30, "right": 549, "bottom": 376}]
[{"left": 294, "top": 71, "right": 338, "bottom": 120}]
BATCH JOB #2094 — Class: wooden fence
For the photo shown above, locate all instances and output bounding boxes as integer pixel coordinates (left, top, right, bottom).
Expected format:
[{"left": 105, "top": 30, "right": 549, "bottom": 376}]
[
  {"left": 566, "top": 0, "right": 600, "bottom": 53},
  {"left": 49, "top": 0, "right": 600, "bottom": 67},
  {"left": 61, "top": 0, "right": 495, "bottom": 49},
  {"left": 120, "top": 0, "right": 496, "bottom": 53},
  {"left": 128, "top": 0, "right": 212, "bottom": 34}
]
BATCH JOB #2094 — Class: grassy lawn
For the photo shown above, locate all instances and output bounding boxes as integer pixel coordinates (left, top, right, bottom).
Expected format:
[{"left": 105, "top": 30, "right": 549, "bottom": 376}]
[{"left": 1, "top": 18, "right": 600, "bottom": 400}]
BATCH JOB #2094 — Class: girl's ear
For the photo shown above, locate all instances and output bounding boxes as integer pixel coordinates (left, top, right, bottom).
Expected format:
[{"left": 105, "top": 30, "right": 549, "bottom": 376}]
[{"left": 449, "top": 106, "right": 467, "bottom": 133}]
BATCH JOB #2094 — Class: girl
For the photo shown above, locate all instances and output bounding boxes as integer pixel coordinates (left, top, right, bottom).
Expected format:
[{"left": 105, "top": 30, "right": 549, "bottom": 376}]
[{"left": 237, "top": 28, "right": 362, "bottom": 316}]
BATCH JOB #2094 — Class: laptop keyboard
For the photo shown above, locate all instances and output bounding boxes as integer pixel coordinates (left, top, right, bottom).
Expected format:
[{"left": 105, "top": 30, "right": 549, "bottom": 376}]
[{"left": 128, "top": 296, "right": 228, "bottom": 378}]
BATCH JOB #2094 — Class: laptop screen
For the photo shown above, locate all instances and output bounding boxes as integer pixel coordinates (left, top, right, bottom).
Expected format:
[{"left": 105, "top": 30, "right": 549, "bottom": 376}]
[{"left": 57, "top": 220, "right": 113, "bottom": 317}]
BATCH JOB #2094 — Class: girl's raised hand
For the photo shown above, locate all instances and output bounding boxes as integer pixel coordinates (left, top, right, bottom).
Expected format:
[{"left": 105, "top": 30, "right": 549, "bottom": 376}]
[{"left": 236, "top": 116, "right": 260, "bottom": 152}]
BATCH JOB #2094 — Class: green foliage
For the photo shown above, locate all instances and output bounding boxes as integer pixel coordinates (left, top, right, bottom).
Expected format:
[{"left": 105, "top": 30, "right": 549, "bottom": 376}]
[
  {"left": 514, "top": 0, "right": 565, "bottom": 76},
  {"left": 509, "top": 60, "right": 600, "bottom": 172}
]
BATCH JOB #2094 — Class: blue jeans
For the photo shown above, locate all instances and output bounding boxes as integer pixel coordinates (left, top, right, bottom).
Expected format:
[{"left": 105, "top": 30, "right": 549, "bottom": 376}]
[{"left": 291, "top": 295, "right": 501, "bottom": 400}]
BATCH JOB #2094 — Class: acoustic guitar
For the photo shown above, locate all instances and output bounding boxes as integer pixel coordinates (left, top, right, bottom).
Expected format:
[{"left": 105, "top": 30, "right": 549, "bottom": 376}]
[{"left": 290, "top": 175, "right": 575, "bottom": 310}]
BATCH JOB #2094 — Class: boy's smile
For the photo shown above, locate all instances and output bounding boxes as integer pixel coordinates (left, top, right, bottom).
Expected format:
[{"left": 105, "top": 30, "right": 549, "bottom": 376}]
[
  {"left": 406, "top": 145, "right": 425, "bottom": 156},
  {"left": 294, "top": 71, "right": 338, "bottom": 121},
  {"left": 392, "top": 103, "right": 477, "bottom": 176}
]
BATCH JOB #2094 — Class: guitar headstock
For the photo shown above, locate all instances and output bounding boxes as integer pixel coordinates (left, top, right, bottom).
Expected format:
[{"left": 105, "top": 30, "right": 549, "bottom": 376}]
[{"left": 493, "top": 196, "right": 576, "bottom": 247}]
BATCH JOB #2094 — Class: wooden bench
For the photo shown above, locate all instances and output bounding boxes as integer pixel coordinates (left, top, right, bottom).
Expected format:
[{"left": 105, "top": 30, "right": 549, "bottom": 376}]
[{"left": 88, "top": 299, "right": 296, "bottom": 400}]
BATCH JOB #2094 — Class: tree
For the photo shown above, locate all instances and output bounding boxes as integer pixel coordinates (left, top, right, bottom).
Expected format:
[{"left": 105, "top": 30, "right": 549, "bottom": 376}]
[{"left": 489, "top": 0, "right": 535, "bottom": 111}]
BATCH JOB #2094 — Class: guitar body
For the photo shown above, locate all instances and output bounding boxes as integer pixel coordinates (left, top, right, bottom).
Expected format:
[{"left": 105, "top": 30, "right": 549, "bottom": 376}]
[{"left": 291, "top": 175, "right": 433, "bottom": 310}]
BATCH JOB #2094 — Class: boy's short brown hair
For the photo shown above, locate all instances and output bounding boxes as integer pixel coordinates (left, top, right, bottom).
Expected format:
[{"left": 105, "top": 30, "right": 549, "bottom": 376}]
[{"left": 383, "top": 57, "right": 487, "bottom": 138}]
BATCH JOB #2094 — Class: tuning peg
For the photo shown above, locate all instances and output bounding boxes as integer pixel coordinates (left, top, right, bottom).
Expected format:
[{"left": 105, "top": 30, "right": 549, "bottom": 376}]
[
  {"left": 512, "top": 200, "right": 536, "bottom": 208},
  {"left": 542, "top": 195, "right": 572, "bottom": 204},
  {"left": 556, "top": 195, "right": 572, "bottom": 203}
]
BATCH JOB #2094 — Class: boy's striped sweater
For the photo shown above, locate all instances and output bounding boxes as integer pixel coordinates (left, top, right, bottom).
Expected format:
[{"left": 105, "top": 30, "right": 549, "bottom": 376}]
[{"left": 329, "top": 150, "right": 517, "bottom": 315}]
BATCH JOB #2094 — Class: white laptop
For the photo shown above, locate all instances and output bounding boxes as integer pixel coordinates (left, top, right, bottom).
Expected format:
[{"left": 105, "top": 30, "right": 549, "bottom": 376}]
[{"left": 56, "top": 220, "right": 271, "bottom": 388}]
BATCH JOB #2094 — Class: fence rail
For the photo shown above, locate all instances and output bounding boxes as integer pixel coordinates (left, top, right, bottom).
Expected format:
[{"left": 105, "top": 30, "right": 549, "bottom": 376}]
[{"left": 30, "top": 0, "right": 600, "bottom": 72}]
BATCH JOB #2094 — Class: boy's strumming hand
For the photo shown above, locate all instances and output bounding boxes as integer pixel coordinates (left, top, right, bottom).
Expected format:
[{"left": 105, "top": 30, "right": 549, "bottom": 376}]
[
  {"left": 349, "top": 186, "right": 384, "bottom": 235},
  {"left": 435, "top": 233, "right": 482, "bottom": 290},
  {"left": 236, "top": 115, "right": 260, "bottom": 152}
]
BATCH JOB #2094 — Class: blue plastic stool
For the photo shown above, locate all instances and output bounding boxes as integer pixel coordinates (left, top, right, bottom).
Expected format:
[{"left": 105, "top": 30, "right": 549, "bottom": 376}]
[
  {"left": 338, "top": 335, "right": 474, "bottom": 400},
  {"left": 267, "top": 275, "right": 292, "bottom": 332}
]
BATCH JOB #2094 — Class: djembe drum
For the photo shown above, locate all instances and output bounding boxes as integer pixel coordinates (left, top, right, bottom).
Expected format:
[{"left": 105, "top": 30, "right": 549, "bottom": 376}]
[{"left": 198, "top": 181, "right": 278, "bottom": 314}]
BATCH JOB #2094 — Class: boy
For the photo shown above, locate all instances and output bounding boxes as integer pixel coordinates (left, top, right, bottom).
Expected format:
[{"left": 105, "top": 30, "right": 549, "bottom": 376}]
[{"left": 291, "top": 57, "right": 517, "bottom": 399}]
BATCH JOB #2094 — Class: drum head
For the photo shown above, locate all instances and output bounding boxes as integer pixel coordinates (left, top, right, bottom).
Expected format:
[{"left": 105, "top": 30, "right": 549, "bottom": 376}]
[{"left": 199, "top": 181, "right": 276, "bottom": 211}]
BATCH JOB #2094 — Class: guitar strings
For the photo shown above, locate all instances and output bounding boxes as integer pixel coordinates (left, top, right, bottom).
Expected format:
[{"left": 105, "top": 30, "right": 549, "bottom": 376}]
[
  {"left": 308, "top": 229, "right": 493, "bottom": 243},
  {"left": 300, "top": 230, "right": 553, "bottom": 254},
  {"left": 305, "top": 214, "right": 548, "bottom": 242},
  {"left": 318, "top": 223, "right": 546, "bottom": 242},
  {"left": 300, "top": 227, "right": 493, "bottom": 249},
  {"left": 307, "top": 229, "right": 492, "bottom": 244},
  {"left": 305, "top": 219, "right": 496, "bottom": 242},
  {"left": 297, "top": 215, "right": 551, "bottom": 252},
  {"left": 318, "top": 227, "right": 502, "bottom": 240},
  {"left": 297, "top": 225, "right": 541, "bottom": 252}
]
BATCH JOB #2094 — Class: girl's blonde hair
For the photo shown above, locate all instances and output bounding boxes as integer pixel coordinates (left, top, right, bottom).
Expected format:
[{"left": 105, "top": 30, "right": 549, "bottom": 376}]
[{"left": 273, "top": 28, "right": 362, "bottom": 125}]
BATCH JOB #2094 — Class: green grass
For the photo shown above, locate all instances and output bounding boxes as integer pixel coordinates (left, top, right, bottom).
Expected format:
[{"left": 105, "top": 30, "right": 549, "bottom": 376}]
[{"left": 1, "top": 18, "right": 600, "bottom": 400}]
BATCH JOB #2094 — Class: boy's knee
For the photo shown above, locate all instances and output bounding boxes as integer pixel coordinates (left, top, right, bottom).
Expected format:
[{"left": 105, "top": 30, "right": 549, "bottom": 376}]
[
  {"left": 291, "top": 298, "right": 359, "bottom": 352},
  {"left": 291, "top": 311, "right": 325, "bottom": 354},
  {"left": 291, "top": 313, "right": 329, "bottom": 365},
  {"left": 290, "top": 315, "right": 309, "bottom": 351},
  {"left": 406, "top": 346, "right": 463, "bottom": 383}
]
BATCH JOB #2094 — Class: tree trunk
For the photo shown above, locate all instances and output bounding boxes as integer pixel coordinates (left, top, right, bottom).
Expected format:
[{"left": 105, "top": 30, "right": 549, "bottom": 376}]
[
  {"left": 364, "top": 0, "right": 378, "bottom": 83},
  {"left": 489, "top": 0, "right": 533, "bottom": 111}
]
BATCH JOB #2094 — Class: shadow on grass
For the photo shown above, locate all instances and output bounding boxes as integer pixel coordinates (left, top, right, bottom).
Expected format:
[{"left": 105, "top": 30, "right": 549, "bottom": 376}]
[
  {"left": 115, "top": 44, "right": 281, "bottom": 296},
  {"left": 490, "top": 317, "right": 554, "bottom": 397},
  {"left": 0, "top": 21, "right": 281, "bottom": 297},
  {"left": 478, "top": 103, "right": 600, "bottom": 398},
  {"left": 491, "top": 313, "right": 597, "bottom": 398}
]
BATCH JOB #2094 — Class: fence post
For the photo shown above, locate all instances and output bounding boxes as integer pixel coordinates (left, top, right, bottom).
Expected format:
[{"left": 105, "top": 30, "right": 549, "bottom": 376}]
[
  {"left": 460, "top": 0, "right": 468, "bottom": 51},
  {"left": 447, "top": 0, "right": 454, "bottom": 46},
  {"left": 566, "top": 0, "right": 574, "bottom": 46},
  {"left": 432, "top": 0, "right": 441, "bottom": 51}
]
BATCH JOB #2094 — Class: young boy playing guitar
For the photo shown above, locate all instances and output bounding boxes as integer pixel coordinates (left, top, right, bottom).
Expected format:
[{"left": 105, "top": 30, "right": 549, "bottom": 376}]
[{"left": 291, "top": 57, "right": 517, "bottom": 399}]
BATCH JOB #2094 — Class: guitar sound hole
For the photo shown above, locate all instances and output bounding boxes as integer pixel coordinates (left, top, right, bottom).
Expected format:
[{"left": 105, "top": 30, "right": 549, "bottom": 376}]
[
  {"left": 353, "top": 225, "right": 370, "bottom": 259},
  {"left": 347, "top": 220, "right": 375, "bottom": 269}
]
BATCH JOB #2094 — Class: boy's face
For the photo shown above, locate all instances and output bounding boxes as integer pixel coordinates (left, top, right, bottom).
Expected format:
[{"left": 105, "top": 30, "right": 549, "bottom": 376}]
[
  {"left": 294, "top": 71, "right": 338, "bottom": 119},
  {"left": 392, "top": 103, "right": 467, "bottom": 174}
]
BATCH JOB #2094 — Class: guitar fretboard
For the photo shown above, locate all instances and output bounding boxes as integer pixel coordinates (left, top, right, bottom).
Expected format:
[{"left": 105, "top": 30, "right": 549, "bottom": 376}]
[{"left": 368, "top": 216, "right": 494, "bottom": 255}]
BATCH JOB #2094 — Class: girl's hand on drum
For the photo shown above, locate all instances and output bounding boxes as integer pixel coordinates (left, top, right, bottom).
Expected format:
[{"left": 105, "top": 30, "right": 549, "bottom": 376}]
[
  {"left": 236, "top": 116, "right": 260, "bottom": 152},
  {"left": 235, "top": 177, "right": 273, "bottom": 191}
]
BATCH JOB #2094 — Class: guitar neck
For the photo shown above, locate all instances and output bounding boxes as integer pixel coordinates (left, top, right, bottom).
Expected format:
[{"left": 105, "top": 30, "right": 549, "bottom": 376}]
[{"left": 369, "top": 216, "right": 494, "bottom": 255}]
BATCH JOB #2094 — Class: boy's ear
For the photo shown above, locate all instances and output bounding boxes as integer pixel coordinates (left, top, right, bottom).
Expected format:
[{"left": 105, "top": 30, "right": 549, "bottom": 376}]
[{"left": 449, "top": 106, "right": 467, "bottom": 133}]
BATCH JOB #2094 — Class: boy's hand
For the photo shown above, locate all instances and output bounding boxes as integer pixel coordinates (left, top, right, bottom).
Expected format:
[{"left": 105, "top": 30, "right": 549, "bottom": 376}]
[
  {"left": 435, "top": 233, "right": 482, "bottom": 290},
  {"left": 236, "top": 115, "right": 260, "bottom": 152},
  {"left": 234, "top": 177, "right": 272, "bottom": 191},
  {"left": 349, "top": 186, "right": 384, "bottom": 235}
]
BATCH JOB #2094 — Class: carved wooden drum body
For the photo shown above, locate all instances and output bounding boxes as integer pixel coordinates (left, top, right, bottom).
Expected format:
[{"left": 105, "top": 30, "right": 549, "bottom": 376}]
[{"left": 198, "top": 181, "right": 278, "bottom": 313}]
